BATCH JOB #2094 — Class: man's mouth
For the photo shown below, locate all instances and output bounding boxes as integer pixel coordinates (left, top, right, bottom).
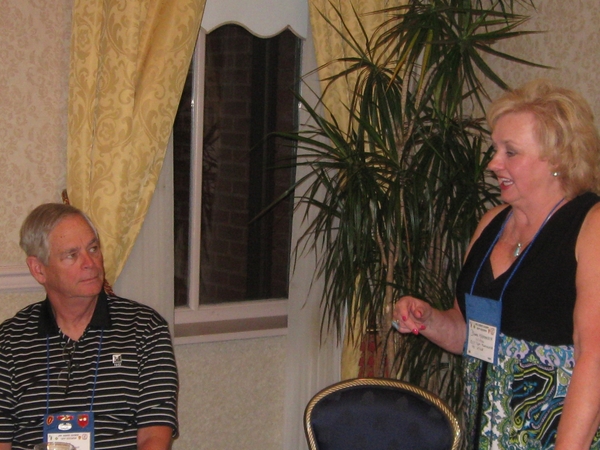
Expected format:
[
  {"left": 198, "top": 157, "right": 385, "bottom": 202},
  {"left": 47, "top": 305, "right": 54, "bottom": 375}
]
[{"left": 80, "top": 275, "right": 101, "bottom": 284}]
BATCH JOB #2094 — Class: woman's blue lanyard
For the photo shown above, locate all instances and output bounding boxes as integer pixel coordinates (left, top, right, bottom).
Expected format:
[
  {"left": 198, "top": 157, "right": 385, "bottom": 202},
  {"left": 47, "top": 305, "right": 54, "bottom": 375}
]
[
  {"left": 468, "top": 198, "right": 564, "bottom": 449},
  {"left": 45, "top": 329, "right": 104, "bottom": 415},
  {"left": 469, "top": 198, "right": 565, "bottom": 301}
]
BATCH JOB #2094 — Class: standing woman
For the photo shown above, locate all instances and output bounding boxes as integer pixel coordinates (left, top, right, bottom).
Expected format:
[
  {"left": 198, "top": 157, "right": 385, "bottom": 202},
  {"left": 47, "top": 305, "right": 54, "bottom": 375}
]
[{"left": 393, "top": 78, "right": 600, "bottom": 449}]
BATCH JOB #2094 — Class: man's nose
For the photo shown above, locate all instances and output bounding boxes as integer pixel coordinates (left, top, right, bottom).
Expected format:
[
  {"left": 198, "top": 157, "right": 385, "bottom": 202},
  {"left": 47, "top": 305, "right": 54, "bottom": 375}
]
[{"left": 80, "top": 250, "right": 97, "bottom": 268}]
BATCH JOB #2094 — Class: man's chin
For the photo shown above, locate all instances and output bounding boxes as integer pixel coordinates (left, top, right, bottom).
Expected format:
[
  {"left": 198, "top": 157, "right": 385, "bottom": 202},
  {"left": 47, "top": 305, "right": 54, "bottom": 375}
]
[{"left": 78, "top": 279, "right": 105, "bottom": 295}]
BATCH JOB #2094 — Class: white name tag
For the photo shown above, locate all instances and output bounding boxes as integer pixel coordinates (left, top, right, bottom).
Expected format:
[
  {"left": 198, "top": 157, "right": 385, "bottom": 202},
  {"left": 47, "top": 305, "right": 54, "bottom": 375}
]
[
  {"left": 466, "top": 319, "right": 498, "bottom": 363},
  {"left": 464, "top": 293, "right": 502, "bottom": 364}
]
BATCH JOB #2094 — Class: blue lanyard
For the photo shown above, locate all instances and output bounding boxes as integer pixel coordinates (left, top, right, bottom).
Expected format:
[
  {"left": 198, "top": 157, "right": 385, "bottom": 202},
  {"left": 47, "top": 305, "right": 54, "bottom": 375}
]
[
  {"left": 45, "top": 329, "right": 104, "bottom": 414},
  {"left": 469, "top": 198, "right": 565, "bottom": 302}
]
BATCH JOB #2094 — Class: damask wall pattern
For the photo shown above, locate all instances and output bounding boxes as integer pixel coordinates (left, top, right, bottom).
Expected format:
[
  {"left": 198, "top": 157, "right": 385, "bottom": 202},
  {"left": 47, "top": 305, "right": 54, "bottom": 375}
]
[
  {"left": 0, "top": 0, "right": 73, "bottom": 266},
  {"left": 483, "top": 1, "right": 600, "bottom": 126}
]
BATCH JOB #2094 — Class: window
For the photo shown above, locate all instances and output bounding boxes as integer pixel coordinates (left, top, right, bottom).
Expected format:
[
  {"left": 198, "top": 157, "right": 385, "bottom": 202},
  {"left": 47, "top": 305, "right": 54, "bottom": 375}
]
[{"left": 172, "top": 25, "right": 301, "bottom": 340}]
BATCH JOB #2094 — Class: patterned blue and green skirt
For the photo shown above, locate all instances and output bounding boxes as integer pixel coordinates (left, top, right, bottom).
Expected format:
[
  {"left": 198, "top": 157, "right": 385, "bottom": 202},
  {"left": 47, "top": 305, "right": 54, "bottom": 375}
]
[{"left": 462, "top": 334, "right": 600, "bottom": 449}]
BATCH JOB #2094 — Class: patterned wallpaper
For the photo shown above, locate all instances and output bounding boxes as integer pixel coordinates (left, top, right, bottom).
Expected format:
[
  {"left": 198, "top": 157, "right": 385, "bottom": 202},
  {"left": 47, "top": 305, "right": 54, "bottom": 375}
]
[
  {"left": 483, "top": 1, "right": 600, "bottom": 125},
  {"left": 0, "top": 0, "right": 72, "bottom": 266}
]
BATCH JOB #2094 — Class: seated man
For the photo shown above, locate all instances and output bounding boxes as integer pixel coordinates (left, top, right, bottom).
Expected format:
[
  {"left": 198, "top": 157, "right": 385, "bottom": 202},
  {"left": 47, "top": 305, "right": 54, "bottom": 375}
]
[{"left": 0, "top": 203, "right": 178, "bottom": 450}]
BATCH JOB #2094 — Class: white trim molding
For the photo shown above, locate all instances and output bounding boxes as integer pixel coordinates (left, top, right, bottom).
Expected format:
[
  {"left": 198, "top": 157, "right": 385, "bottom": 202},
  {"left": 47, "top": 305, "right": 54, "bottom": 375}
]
[
  {"left": 202, "top": 0, "right": 308, "bottom": 38},
  {"left": 0, "top": 265, "right": 42, "bottom": 292},
  {"left": 174, "top": 299, "right": 288, "bottom": 345}
]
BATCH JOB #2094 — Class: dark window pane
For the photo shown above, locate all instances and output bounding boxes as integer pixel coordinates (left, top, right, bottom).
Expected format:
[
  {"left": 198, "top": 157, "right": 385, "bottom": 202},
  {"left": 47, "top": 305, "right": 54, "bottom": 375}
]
[{"left": 173, "top": 25, "right": 301, "bottom": 306}]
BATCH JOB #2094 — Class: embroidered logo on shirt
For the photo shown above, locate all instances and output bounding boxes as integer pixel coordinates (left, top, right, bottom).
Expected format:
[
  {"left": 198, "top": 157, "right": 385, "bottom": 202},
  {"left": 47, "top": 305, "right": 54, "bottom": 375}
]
[{"left": 112, "top": 354, "right": 122, "bottom": 367}]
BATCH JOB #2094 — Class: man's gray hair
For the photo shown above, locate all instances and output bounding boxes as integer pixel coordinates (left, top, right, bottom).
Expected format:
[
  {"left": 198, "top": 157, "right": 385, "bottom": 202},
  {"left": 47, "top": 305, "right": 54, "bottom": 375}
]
[{"left": 19, "top": 203, "right": 99, "bottom": 265}]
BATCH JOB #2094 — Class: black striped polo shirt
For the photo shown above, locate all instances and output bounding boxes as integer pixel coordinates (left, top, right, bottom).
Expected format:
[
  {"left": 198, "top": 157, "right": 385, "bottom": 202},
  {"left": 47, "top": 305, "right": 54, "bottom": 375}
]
[{"left": 0, "top": 291, "right": 178, "bottom": 450}]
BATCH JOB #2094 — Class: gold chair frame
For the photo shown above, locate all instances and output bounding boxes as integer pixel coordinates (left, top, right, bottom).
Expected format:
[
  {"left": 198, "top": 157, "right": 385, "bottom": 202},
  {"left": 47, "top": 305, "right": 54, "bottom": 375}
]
[{"left": 304, "top": 377, "right": 461, "bottom": 450}]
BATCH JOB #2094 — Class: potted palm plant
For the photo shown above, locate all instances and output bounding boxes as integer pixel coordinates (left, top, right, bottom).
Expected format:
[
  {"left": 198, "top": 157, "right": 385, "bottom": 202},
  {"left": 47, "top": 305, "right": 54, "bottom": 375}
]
[{"left": 282, "top": 0, "right": 544, "bottom": 408}]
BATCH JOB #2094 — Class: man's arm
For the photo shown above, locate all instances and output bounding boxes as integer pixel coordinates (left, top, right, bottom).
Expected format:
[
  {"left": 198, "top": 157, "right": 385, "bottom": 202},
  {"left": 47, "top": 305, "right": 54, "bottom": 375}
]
[
  {"left": 137, "top": 425, "right": 173, "bottom": 450},
  {"left": 0, "top": 442, "right": 11, "bottom": 450}
]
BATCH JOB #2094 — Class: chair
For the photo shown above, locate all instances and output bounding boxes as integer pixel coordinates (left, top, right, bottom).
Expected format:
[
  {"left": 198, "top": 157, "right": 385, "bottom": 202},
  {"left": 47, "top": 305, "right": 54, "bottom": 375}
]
[{"left": 304, "top": 377, "right": 461, "bottom": 450}]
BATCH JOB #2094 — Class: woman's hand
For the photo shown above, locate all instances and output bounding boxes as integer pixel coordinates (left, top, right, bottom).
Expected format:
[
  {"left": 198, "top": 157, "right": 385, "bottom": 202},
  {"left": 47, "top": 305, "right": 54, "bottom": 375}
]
[
  {"left": 392, "top": 296, "right": 467, "bottom": 355},
  {"left": 392, "top": 295, "right": 433, "bottom": 335}
]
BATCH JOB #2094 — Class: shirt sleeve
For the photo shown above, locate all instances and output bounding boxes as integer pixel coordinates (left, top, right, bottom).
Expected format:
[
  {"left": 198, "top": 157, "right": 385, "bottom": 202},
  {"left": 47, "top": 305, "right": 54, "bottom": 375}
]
[
  {"left": 136, "top": 315, "right": 179, "bottom": 435},
  {"left": 0, "top": 334, "right": 15, "bottom": 442}
]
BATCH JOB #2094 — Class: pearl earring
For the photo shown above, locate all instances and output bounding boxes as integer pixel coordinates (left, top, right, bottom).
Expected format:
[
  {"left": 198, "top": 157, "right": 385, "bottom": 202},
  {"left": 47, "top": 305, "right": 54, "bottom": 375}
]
[{"left": 552, "top": 171, "right": 560, "bottom": 177}]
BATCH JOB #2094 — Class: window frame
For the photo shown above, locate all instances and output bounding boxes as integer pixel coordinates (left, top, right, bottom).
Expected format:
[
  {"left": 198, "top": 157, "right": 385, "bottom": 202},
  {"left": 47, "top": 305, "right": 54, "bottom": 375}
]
[{"left": 173, "top": 28, "right": 291, "bottom": 344}]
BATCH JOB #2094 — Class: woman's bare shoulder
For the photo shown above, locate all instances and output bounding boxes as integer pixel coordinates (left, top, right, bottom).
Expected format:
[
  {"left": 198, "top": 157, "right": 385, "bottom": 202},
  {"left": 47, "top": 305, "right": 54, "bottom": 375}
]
[
  {"left": 474, "top": 204, "right": 510, "bottom": 237},
  {"left": 464, "top": 203, "right": 509, "bottom": 258},
  {"left": 577, "top": 202, "right": 600, "bottom": 249}
]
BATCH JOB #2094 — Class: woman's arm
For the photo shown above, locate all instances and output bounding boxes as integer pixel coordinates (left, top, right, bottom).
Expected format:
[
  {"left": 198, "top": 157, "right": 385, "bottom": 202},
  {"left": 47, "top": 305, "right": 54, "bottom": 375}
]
[
  {"left": 393, "top": 297, "right": 466, "bottom": 354},
  {"left": 392, "top": 204, "right": 508, "bottom": 355},
  {"left": 556, "top": 203, "right": 600, "bottom": 449}
]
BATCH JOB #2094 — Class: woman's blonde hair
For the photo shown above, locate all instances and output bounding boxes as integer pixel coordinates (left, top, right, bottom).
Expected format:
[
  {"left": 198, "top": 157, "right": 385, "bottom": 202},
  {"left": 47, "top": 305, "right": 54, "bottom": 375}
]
[{"left": 487, "top": 78, "right": 600, "bottom": 198}]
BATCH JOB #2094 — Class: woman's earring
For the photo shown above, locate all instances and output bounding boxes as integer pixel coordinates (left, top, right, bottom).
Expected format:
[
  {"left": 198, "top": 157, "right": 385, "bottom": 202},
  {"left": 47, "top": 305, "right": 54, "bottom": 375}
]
[{"left": 552, "top": 171, "right": 560, "bottom": 177}]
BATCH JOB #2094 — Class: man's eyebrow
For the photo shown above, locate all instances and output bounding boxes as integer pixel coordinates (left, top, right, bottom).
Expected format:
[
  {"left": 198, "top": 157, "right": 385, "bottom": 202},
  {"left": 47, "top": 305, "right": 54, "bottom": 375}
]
[
  {"left": 59, "top": 246, "right": 80, "bottom": 257},
  {"left": 58, "top": 237, "right": 99, "bottom": 256}
]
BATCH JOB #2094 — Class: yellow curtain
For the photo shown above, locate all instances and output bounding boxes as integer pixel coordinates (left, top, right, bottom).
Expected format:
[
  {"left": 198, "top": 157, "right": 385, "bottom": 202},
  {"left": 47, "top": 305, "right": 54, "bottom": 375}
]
[
  {"left": 308, "top": 0, "right": 406, "bottom": 126},
  {"left": 67, "top": 0, "right": 205, "bottom": 284},
  {"left": 308, "top": 0, "right": 407, "bottom": 379}
]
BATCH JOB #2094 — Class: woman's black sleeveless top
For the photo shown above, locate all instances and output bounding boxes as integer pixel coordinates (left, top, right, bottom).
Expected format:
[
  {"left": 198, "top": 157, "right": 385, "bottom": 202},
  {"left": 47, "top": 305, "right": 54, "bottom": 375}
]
[{"left": 456, "top": 192, "right": 600, "bottom": 346}]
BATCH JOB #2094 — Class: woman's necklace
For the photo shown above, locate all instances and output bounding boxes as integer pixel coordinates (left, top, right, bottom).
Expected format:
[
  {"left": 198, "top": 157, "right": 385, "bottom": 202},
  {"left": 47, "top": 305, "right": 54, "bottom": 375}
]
[
  {"left": 511, "top": 197, "right": 565, "bottom": 258},
  {"left": 513, "top": 242, "right": 523, "bottom": 257}
]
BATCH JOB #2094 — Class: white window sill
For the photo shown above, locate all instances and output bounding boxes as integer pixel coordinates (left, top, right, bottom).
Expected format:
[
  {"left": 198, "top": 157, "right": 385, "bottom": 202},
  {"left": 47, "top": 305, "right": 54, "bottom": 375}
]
[
  {"left": 0, "top": 266, "right": 288, "bottom": 344},
  {"left": 173, "top": 298, "right": 288, "bottom": 345}
]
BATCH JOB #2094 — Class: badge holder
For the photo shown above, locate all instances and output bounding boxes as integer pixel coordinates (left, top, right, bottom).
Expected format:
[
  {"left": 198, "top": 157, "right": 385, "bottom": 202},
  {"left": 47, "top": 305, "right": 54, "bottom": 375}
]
[
  {"left": 43, "top": 412, "right": 94, "bottom": 450},
  {"left": 44, "top": 330, "right": 103, "bottom": 450},
  {"left": 465, "top": 293, "right": 502, "bottom": 364}
]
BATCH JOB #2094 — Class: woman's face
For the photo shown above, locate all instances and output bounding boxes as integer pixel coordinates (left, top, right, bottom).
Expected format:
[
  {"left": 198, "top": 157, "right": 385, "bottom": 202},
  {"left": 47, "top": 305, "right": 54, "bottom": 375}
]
[{"left": 488, "top": 111, "right": 560, "bottom": 207}]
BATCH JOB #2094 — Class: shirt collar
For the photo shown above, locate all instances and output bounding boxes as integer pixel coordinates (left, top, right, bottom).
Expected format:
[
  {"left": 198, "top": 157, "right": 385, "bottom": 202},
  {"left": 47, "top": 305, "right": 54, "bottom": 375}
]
[{"left": 38, "top": 290, "right": 112, "bottom": 337}]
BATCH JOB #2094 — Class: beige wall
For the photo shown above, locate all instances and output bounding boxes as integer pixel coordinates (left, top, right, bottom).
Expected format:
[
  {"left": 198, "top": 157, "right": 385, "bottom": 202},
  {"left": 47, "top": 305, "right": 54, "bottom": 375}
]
[
  {"left": 2, "top": 1, "right": 600, "bottom": 450},
  {"left": 175, "top": 337, "right": 286, "bottom": 450},
  {"left": 0, "top": 0, "right": 70, "bottom": 265},
  {"left": 483, "top": 2, "right": 600, "bottom": 123}
]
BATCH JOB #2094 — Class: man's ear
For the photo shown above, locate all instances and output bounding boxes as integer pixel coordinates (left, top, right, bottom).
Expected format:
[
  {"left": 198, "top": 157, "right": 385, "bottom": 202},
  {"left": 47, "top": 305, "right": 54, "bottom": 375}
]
[{"left": 26, "top": 256, "right": 46, "bottom": 285}]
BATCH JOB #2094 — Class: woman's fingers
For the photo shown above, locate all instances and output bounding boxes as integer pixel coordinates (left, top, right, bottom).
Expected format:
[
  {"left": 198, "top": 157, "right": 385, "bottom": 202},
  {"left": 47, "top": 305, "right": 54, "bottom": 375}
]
[{"left": 392, "top": 297, "right": 430, "bottom": 334}]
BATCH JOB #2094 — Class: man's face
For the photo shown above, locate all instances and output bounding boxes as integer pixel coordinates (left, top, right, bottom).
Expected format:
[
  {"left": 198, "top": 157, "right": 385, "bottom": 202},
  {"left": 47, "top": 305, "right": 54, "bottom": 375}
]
[{"left": 32, "top": 214, "right": 105, "bottom": 303}]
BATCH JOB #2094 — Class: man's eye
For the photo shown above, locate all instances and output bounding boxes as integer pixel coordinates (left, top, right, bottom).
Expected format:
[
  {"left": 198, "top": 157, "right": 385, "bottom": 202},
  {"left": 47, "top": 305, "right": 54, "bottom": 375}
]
[{"left": 89, "top": 246, "right": 99, "bottom": 253}]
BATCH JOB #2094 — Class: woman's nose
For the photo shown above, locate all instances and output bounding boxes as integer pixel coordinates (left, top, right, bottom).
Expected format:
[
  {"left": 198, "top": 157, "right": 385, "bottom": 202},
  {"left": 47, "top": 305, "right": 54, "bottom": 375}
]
[{"left": 487, "top": 152, "right": 501, "bottom": 172}]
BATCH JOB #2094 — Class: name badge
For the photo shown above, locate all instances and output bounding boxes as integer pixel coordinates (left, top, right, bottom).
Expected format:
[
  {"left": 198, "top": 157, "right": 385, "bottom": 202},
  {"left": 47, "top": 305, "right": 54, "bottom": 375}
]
[
  {"left": 43, "top": 411, "right": 94, "bottom": 450},
  {"left": 464, "top": 293, "right": 502, "bottom": 364}
]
